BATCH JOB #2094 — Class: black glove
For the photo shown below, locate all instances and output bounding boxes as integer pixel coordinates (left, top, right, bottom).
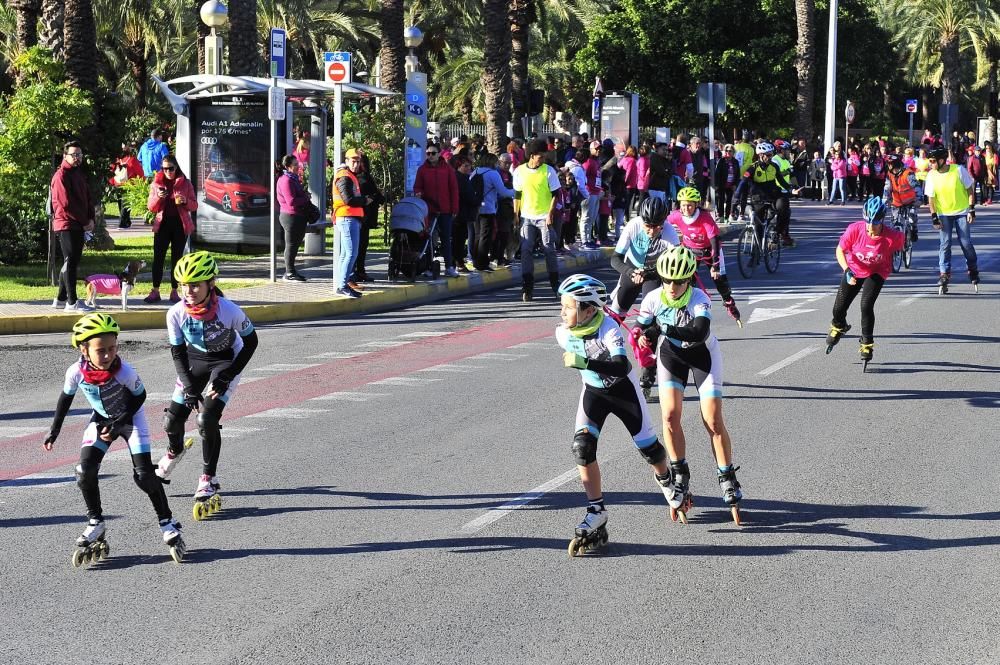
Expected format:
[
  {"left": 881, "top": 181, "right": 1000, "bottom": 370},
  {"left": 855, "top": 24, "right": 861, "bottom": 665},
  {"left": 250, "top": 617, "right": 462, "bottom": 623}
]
[
  {"left": 930, "top": 212, "right": 941, "bottom": 229},
  {"left": 182, "top": 391, "right": 203, "bottom": 411},
  {"left": 43, "top": 432, "right": 57, "bottom": 450},
  {"left": 210, "top": 371, "right": 234, "bottom": 396}
]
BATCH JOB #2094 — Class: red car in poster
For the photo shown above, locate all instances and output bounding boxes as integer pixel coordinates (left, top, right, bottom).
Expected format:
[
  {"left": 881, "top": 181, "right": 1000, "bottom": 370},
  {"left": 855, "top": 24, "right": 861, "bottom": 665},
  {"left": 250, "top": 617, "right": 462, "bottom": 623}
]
[{"left": 203, "top": 170, "right": 269, "bottom": 214}]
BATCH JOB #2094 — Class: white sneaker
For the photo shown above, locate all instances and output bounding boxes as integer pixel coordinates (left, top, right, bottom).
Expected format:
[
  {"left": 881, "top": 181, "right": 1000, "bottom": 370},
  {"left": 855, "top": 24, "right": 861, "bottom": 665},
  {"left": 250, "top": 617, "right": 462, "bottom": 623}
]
[
  {"left": 445, "top": 267, "right": 459, "bottom": 278},
  {"left": 52, "top": 298, "right": 66, "bottom": 309},
  {"left": 65, "top": 301, "right": 94, "bottom": 312}
]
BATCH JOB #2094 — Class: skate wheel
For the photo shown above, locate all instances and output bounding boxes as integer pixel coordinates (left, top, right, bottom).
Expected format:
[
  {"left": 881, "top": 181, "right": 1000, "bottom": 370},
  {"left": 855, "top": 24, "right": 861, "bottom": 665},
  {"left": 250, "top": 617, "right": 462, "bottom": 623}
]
[
  {"left": 669, "top": 507, "right": 679, "bottom": 522},
  {"left": 170, "top": 542, "right": 185, "bottom": 564},
  {"left": 97, "top": 542, "right": 109, "bottom": 561},
  {"left": 183, "top": 437, "right": 195, "bottom": 450},
  {"left": 677, "top": 510, "right": 689, "bottom": 525},
  {"left": 192, "top": 502, "right": 206, "bottom": 521},
  {"left": 731, "top": 506, "right": 743, "bottom": 526},
  {"left": 939, "top": 285, "right": 946, "bottom": 295},
  {"left": 72, "top": 549, "right": 85, "bottom": 568},
  {"left": 212, "top": 495, "right": 222, "bottom": 512},
  {"left": 736, "top": 319, "right": 743, "bottom": 329},
  {"left": 567, "top": 537, "right": 583, "bottom": 558},
  {"left": 825, "top": 345, "right": 833, "bottom": 355}
]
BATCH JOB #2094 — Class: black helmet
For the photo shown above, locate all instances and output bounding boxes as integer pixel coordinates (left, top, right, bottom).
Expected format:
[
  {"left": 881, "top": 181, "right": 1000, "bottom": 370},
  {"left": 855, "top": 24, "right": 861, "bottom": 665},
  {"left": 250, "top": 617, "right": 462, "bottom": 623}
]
[
  {"left": 930, "top": 147, "right": 948, "bottom": 162},
  {"left": 639, "top": 197, "right": 668, "bottom": 226}
]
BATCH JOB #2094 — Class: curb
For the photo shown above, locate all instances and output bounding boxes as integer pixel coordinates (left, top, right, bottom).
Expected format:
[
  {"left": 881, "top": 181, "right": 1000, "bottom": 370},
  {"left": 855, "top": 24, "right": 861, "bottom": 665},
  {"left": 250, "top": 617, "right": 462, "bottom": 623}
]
[{"left": 0, "top": 248, "right": 616, "bottom": 336}]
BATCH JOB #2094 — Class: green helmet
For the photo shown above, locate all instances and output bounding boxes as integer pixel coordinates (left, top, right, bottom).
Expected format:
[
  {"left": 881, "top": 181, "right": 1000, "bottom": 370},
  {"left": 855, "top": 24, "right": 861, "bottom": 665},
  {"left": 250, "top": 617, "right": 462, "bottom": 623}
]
[
  {"left": 173, "top": 250, "right": 219, "bottom": 284},
  {"left": 656, "top": 246, "right": 697, "bottom": 281},
  {"left": 676, "top": 186, "right": 702, "bottom": 202},
  {"left": 71, "top": 313, "right": 120, "bottom": 347}
]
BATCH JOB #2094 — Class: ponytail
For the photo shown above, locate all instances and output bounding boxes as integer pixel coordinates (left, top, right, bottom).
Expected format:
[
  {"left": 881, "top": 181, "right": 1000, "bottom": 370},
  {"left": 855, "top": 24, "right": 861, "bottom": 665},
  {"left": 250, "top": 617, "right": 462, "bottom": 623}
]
[{"left": 275, "top": 154, "right": 296, "bottom": 179}]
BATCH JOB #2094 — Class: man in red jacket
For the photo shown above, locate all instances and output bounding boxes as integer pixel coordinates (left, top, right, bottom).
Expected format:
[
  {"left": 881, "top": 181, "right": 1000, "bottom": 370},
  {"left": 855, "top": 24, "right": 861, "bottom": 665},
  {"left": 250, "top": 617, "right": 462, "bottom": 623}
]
[
  {"left": 51, "top": 141, "right": 96, "bottom": 312},
  {"left": 414, "top": 143, "right": 460, "bottom": 276}
]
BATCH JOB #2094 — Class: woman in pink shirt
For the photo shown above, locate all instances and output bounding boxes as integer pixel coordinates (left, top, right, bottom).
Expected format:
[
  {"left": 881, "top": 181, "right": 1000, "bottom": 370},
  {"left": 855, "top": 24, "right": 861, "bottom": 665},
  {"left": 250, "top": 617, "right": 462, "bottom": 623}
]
[
  {"left": 827, "top": 149, "right": 847, "bottom": 205},
  {"left": 635, "top": 144, "right": 651, "bottom": 211},
  {"left": 619, "top": 145, "right": 638, "bottom": 216},
  {"left": 846, "top": 147, "right": 861, "bottom": 201},
  {"left": 824, "top": 197, "right": 904, "bottom": 367}
]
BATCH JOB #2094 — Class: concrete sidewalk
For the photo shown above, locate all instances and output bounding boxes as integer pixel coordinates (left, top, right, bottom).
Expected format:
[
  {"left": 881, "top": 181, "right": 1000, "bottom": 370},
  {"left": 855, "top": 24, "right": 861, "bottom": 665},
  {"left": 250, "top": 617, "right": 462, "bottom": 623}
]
[{"left": 0, "top": 220, "right": 745, "bottom": 335}]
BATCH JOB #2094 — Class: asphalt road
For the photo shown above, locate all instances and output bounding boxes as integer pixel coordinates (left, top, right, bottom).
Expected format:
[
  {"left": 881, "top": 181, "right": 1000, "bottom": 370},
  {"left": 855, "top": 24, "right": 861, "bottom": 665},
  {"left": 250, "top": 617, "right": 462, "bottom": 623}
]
[{"left": 1, "top": 200, "right": 998, "bottom": 665}]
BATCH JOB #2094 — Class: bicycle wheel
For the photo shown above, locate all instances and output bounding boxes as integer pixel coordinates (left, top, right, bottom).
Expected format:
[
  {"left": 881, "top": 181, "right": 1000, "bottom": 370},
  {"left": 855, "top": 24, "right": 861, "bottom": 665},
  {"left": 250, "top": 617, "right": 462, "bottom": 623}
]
[
  {"left": 903, "top": 232, "right": 913, "bottom": 269},
  {"left": 763, "top": 221, "right": 781, "bottom": 273},
  {"left": 736, "top": 226, "right": 756, "bottom": 278},
  {"left": 891, "top": 247, "right": 903, "bottom": 273}
]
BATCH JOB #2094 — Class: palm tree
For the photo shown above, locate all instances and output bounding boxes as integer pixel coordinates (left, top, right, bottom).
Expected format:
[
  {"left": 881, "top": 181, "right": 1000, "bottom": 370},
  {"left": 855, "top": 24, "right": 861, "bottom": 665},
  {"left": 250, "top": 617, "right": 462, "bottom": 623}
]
[
  {"left": 228, "top": 0, "right": 260, "bottom": 76},
  {"left": 793, "top": 0, "right": 815, "bottom": 140},
  {"left": 508, "top": 0, "right": 535, "bottom": 136},
  {"left": 377, "top": 0, "right": 403, "bottom": 92},
  {"left": 9, "top": 0, "right": 41, "bottom": 51},
  {"left": 64, "top": 0, "right": 98, "bottom": 93},
  {"left": 482, "top": 0, "right": 510, "bottom": 154},
  {"left": 39, "top": 0, "right": 64, "bottom": 60}
]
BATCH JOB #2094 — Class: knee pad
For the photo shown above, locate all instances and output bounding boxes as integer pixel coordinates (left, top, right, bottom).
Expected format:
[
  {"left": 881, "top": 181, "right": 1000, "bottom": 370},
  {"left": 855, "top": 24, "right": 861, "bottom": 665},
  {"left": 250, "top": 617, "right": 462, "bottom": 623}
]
[
  {"left": 196, "top": 409, "right": 221, "bottom": 438},
  {"left": 571, "top": 430, "right": 598, "bottom": 466},
  {"left": 637, "top": 440, "right": 667, "bottom": 466},
  {"left": 133, "top": 466, "right": 163, "bottom": 495},
  {"left": 163, "top": 403, "right": 188, "bottom": 439},
  {"left": 75, "top": 461, "right": 99, "bottom": 492}
]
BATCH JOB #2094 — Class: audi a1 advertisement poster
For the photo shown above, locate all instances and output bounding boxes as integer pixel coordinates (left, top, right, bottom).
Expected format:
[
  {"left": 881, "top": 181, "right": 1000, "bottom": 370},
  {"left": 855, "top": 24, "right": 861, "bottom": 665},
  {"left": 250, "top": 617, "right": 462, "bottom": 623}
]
[{"left": 192, "top": 99, "right": 275, "bottom": 249}]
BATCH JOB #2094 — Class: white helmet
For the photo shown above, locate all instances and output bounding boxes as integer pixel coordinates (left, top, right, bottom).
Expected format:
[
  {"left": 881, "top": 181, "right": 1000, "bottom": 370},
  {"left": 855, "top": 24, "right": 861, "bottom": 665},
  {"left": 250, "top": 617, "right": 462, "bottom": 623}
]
[
  {"left": 557, "top": 274, "right": 608, "bottom": 308},
  {"left": 756, "top": 142, "right": 775, "bottom": 155}
]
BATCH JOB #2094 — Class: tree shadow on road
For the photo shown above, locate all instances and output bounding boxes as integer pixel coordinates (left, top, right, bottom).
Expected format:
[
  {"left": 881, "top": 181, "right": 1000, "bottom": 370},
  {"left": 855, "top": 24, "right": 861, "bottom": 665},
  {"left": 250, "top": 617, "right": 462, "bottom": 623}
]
[
  {"left": 726, "top": 382, "right": 1000, "bottom": 408},
  {"left": 864, "top": 360, "right": 1000, "bottom": 374}
]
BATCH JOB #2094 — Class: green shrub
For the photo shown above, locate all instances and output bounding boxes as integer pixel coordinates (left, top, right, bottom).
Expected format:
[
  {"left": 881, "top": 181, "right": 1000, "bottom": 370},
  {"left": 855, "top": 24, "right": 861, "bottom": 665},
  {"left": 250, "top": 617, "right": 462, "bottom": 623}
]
[{"left": 0, "top": 208, "right": 47, "bottom": 265}]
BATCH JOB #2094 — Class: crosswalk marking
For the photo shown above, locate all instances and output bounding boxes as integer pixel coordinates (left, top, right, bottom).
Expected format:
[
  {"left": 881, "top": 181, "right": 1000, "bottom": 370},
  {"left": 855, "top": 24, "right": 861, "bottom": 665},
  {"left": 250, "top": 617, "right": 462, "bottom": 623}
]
[
  {"left": 245, "top": 408, "right": 325, "bottom": 419},
  {"left": 310, "top": 392, "right": 390, "bottom": 402},
  {"left": 250, "top": 363, "right": 322, "bottom": 372},
  {"left": 370, "top": 376, "right": 442, "bottom": 386},
  {"left": 398, "top": 331, "right": 452, "bottom": 338},
  {"left": 307, "top": 351, "right": 371, "bottom": 359}
]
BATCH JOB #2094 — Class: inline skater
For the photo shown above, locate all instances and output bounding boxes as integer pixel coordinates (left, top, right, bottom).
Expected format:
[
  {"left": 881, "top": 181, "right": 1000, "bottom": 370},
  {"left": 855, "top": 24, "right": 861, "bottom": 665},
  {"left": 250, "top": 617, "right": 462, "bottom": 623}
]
[
  {"left": 824, "top": 197, "right": 904, "bottom": 370},
  {"left": 668, "top": 186, "right": 742, "bottom": 325},
  {"left": 883, "top": 154, "right": 919, "bottom": 241},
  {"left": 155, "top": 251, "right": 259, "bottom": 520},
  {"left": 43, "top": 314, "right": 186, "bottom": 565},
  {"left": 924, "top": 147, "right": 979, "bottom": 293},
  {"left": 635, "top": 246, "right": 743, "bottom": 524},
  {"left": 556, "top": 274, "right": 675, "bottom": 555},
  {"left": 740, "top": 142, "right": 794, "bottom": 247}
]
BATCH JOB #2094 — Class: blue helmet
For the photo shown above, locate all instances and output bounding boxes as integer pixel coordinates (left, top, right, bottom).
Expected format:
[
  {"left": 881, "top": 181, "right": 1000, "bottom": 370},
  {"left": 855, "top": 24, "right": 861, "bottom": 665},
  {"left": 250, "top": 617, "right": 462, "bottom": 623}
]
[
  {"left": 558, "top": 273, "right": 608, "bottom": 308},
  {"left": 863, "top": 197, "right": 886, "bottom": 224}
]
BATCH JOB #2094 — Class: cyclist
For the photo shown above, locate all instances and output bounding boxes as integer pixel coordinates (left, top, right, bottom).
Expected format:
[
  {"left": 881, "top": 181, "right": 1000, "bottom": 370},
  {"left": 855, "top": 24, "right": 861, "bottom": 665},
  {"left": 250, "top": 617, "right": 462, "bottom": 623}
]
[
  {"left": 555, "top": 274, "right": 674, "bottom": 552},
  {"left": 739, "top": 141, "right": 794, "bottom": 247},
  {"left": 924, "top": 147, "right": 979, "bottom": 291},
  {"left": 668, "top": 186, "right": 741, "bottom": 323},
  {"left": 43, "top": 313, "right": 185, "bottom": 562},
  {"left": 635, "top": 246, "right": 742, "bottom": 523},
  {"left": 883, "top": 154, "right": 919, "bottom": 241},
  {"left": 824, "top": 197, "right": 904, "bottom": 364},
  {"left": 155, "top": 251, "right": 259, "bottom": 507}
]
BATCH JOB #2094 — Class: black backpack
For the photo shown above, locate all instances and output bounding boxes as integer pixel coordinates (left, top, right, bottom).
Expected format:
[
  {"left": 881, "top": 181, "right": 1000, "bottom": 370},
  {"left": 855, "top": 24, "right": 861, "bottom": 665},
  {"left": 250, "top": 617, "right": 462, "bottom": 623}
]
[{"left": 469, "top": 171, "right": 485, "bottom": 208}]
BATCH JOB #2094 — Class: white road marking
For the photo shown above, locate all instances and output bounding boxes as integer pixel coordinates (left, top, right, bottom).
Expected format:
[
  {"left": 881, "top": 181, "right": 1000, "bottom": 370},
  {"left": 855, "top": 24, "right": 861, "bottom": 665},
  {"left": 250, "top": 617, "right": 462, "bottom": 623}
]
[
  {"left": 307, "top": 351, "right": 370, "bottom": 359},
  {"left": 510, "top": 341, "right": 553, "bottom": 349},
  {"left": 359, "top": 341, "right": 410, "bottom": 348},
  {"left": 220, "top": 426, "right": 264, "bottom": 436},
  {"left": 0, "top": 426, "right": 48, "bottom": 438},
  {"left": 370, "top": 376, "right": 442, "bottom": 386},
  {"left": 746, "top": 294, "right": 825, "bottom": 305},
  {"left": 245, "top": 408, "right": 326, "bottom": 419},
  {"left": 746, "top": 306, "right": 818, "bottom": 325},
  {"left": 897, "top": 293, "right": 929, "bottom": 307},
  {"left": 473, "top": 352, "right": 529, "bottom": 360},
  {"left": 417, "top": 365, "right": 474, "bottom": 373},
  {"left": 398, "top": 331, "right": 451, "bottom": 338},
  {"left": 249, "top": 363, "right": 322, "bottom": 372},
  {"left": 145, "top": 392, "right": 175, "bottom": 401},
  {"left": 758, "top": 346, "right": 821, "bottom": 376},
  {"left": 461, "top": 468, "right": 581, "bottom": 533},
  {"left": 310, "top": 392, "right": 390, "bottom": 402}
]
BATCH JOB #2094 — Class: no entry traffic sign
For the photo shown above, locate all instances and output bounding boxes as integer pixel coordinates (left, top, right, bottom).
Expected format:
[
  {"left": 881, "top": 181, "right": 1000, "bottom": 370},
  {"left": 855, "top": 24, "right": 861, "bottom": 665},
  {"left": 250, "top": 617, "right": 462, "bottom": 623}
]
[{"left": 324, "top": 51, "right": 352, "bottom": 84}]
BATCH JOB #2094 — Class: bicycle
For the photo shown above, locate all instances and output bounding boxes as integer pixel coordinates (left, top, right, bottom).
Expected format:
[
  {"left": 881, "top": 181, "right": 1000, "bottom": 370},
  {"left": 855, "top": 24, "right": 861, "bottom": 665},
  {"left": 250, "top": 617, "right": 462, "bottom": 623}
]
[
  {"left": 736, "top": 199, "right": 781, "bottom": 278},
  {"left": 889, "top": 203, "right": 917, "bottom": 272}
]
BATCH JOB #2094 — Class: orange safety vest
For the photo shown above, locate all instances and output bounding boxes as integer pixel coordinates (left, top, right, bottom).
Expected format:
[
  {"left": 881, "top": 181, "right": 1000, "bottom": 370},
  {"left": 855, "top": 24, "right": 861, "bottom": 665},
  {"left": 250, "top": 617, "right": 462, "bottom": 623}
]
[
  {"left": 887, "top": 168, "right": 916, "bottom": 207},
  {"left": 332, "top": 167, "right": 365, "bottom": 218}
]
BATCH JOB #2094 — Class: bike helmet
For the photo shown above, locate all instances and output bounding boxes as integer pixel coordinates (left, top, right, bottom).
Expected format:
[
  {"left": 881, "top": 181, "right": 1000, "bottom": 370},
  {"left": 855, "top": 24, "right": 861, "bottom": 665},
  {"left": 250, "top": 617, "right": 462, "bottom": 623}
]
[
  {"left": 173, "top": 250, "right": 219, "bottom": 284},
  {"left": 929, "top": 147, "right": 948, "bottom": 162},
  {"left": 887, "top": 153, "right": 902, "bottom": 167},
  {"left": 863, "top": 197, "right": 887, "bottom": 224},
  {"left": 656, "top": 246, "right": 698, "bottom": 281},
  {"left": 773, "top": 139, "right": 788, "bottom": 150},
  {"left": 558, "top": 274, "right": 608, "bottom": 308},
  {"left": 638, "top": 196, "right": 668, "bottom": 226},
  {"left": 676, "top": 186, "right": 702, "bottom": 203},
  {"left": 71, "top": 313, "right": 120, "bottom": 347},
  {"left": 756, "top": 142, "right": 775, "bottom": 155}
]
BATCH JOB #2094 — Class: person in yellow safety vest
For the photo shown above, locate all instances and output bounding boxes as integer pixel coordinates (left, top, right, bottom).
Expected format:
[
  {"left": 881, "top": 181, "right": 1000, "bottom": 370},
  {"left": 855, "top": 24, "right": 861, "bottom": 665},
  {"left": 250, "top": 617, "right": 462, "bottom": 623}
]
[
  {"left": 513, "top": 138, "right": 562, "bottom": 302},
  {"left": 924, "top": 147, "right": 978, "bottom": 289},
  {"left": 332, "top": 148, "right": 372, "bottom": 298},
  {"left": 882, "top": 154, "right": 919, "bottom": 241},
  {"left": 913, "top": 147, "right": 931, "bottom": 204}
]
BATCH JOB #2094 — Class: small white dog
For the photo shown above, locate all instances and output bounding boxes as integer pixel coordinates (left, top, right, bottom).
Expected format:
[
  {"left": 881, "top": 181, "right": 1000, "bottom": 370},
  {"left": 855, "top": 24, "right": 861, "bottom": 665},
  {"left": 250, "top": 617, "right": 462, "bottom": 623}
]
[{"left": 84, "top": 260, "right": 146, "bottom": 311}]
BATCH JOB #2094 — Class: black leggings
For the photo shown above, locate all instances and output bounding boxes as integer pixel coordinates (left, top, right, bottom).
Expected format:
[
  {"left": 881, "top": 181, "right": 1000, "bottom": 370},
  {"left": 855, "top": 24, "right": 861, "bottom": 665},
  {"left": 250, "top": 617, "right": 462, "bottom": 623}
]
[
  {"left": 57, "top": 229, "right": 85, "bottom": 304},
  {"left": 612, "top": 271, "right": 659, "bottom": 314},
  {"left": 279, "top": 212, "right": 307, "bottom": 274},
  {"left": 168, "top": 356, "right": 230, "bottom": 475},
  {"left": 717, "top": 188, "right": 734, "bottom": 220},
  {"left": 152, "top": 216, "right": 187, "bottom": 289},
  {"left": 78, "top": 444, "right": 171, "bottom": 522},
  {"left": 581, "top": 380, "right": 647, "bottom": 439},
  {"left": 831, "top": 272, "right": 885, "bottom": 342}
]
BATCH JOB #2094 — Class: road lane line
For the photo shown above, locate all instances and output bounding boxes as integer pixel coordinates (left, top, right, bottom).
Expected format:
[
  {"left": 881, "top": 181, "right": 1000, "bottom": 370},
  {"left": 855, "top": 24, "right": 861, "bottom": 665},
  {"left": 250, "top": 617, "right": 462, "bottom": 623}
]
[
  {"left": 250, "top": 363, "right": 322, "bottom": 372},
  {"left": 461, "top": 467, "right": 581, "bottom": 533},
  {"left": 359, "top": 341, "right": 412, "bottom": 348},
  {"left": 473, "top": 352, "right": 528, "bottom": 360},
  {"left": 309, "top": 392, "right": 390, "bottom": 402},
  {"left": 398, "top": 332, "right": 452, "bottom": 338},
  {"left": 246, "top": 408, "right": 327, "bottom": 419},
  {"left": 758, "top": 345, "right": 821, "bottom": 376},
  {"left": 370, "top": 376, "right": 442, "bottom": 386},
  {"left": 417, "top": 365, "right": 474, "bottom": 373},
  {"left": 307, "top": 351, "right": 370, "bottom": 359},
  {"left": 897, "top": 293, "right": 929, "bottom": 307}
]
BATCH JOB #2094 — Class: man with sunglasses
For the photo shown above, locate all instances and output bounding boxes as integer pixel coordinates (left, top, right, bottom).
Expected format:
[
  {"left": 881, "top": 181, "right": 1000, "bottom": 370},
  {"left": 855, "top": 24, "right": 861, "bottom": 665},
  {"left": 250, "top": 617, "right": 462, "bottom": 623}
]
[
  {"left": 50, "top": 140, "right": 96, "bottom": 312},
  {"left": 924, "top": 147, "right": 979, "bottom": 292},
  {"left": 414, "top": 143, "right": 460, "bottom": 277}
]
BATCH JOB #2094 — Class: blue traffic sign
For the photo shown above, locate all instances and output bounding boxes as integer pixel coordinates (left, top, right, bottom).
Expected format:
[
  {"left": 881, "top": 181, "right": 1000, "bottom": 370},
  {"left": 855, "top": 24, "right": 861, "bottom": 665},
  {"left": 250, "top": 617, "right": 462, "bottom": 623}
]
[{"left": 269, "top": 28, "right": 287, "bottom": 79}]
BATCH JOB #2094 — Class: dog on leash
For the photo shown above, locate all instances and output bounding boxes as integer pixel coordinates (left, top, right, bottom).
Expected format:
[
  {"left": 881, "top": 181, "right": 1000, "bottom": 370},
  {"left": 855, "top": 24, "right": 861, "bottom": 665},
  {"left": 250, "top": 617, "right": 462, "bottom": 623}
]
[{"left": 84, "top": 260, "right": 146, "bottom": 311}]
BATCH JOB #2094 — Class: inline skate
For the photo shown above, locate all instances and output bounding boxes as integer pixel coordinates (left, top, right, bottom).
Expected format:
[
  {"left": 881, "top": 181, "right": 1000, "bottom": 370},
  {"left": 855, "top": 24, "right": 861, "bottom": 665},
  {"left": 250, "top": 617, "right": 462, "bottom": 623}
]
[
  {"left": 192, "top": 474, "right": 222, "bottom": 521},
  {"left": 938, "top": 272, "right": 950, "bottom": 295},
  {"left": 718, "top": 466, "right": 744, "bottom": 525},
  {"left": 639, "top": 366, "right": 657, "bottom": 404},
  {"left": 970, "top": 269, "right": 980, "bottom": 294},
  {"left": 72, "top": 519, "right": 109, "bottom": 568},
  {"left": 723, "top": 298, "right": 743, "bottom": 329},
  {"left": 859, "top": 338, "right": 874, "bottom": 373},
  {"left": 160, "top": 518, "right": 186, "bottom": 563},
  {"left": 664, "top": 460, "right": 693, "bottom": 524},
  {"left": 567, "top": 507, "right": 609, "bottom": 557},
  {"left": 155, "top": 436, "right": 194, "bottom": 483},
  {"left": 825, "top": 322, "right": 851, "bottom": 354}
]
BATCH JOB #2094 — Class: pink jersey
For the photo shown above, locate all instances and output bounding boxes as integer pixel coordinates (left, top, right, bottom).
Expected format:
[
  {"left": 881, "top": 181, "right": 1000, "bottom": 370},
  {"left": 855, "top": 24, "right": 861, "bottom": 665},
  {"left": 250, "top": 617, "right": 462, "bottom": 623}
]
[
  {"left": 839, "top": 220, "right": 905, "bottom": 280},
  {"left": 669, "top": 209, "right": 718, "bottom": 250},
  {"left": 84, "top": 274, "right": 122, "bottom": 295}
]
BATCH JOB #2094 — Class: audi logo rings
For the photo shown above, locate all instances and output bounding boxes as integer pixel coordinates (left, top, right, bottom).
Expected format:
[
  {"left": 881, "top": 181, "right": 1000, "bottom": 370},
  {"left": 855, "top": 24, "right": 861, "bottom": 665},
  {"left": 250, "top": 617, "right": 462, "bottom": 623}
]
[{"left": 201, "top": 137, "right": 219, "bottom": 145}]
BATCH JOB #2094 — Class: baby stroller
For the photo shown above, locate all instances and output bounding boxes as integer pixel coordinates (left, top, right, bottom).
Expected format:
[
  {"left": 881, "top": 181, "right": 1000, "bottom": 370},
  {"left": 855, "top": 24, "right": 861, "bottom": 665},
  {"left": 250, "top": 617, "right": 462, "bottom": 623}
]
[{"left": 387, "top": 196, "right": 441, "bottom": 281}]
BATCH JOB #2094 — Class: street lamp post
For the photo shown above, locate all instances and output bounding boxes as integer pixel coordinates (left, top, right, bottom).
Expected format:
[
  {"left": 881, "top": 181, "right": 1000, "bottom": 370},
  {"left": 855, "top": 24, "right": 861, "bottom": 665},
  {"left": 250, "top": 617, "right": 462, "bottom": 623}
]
[
  {"left": 199, "top": 0, "right": 227, "bottom": 78},
  {"left": 403, "top": 26, "right": 426, "bottom": 196},
  {"left": 822, "top": 0, "right": 839, "bottom": 154}
]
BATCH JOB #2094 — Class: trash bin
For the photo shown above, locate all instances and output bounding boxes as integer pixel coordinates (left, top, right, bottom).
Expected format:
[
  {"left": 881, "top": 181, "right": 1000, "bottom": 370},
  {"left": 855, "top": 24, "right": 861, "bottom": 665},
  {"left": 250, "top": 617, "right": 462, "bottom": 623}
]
[{"left": 303, "top": 222, "right": 329, "bottom": 256}]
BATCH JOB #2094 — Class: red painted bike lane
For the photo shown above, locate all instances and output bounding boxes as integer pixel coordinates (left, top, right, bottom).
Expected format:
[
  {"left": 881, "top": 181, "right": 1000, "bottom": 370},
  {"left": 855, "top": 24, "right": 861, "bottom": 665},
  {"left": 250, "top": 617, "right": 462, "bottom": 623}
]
[{"left": 0, "top": 317, "right": 555, "bottom": 481}]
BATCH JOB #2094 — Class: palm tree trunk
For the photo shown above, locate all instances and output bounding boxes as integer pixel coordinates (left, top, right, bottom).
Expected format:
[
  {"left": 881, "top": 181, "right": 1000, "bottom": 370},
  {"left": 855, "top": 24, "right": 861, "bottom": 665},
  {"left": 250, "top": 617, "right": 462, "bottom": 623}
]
[
  {"left": 509, "top": 0, "right": 535, "bottom": 138},
  {"left": 11, "top": 0, "right": 41, "bottom": 50},
  {"left": 125, "top": 41, "right": 147, "bottom": 110},
  {"left": 298, "top": 44, "right": 320, "bottom": 80},
  {"left": 39, "top": 0, "right": 64, "bottom": 60},
  {"left": 793, "top": 0, "right": 815, "bottom": 140},
  {"left": 194, "top": 0, "right": 209, "bottom": 74},
  {"left": 63, "top": 0, "right": 98, "bottom": 94},
  {"left": 461, "top": 96, "right": 474, "bottom": 126},
  {"left": 378, "top": 0, "right": 405, "bottom": 92},
  {"left": 228, "top": 0, "right": 260, "bottom": 76},
  {"left": 482, "top": 0, "right": 511, "bottom": 155},
  {"left": 940, "top": 34, "right": 960, "bottom": 105}
]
